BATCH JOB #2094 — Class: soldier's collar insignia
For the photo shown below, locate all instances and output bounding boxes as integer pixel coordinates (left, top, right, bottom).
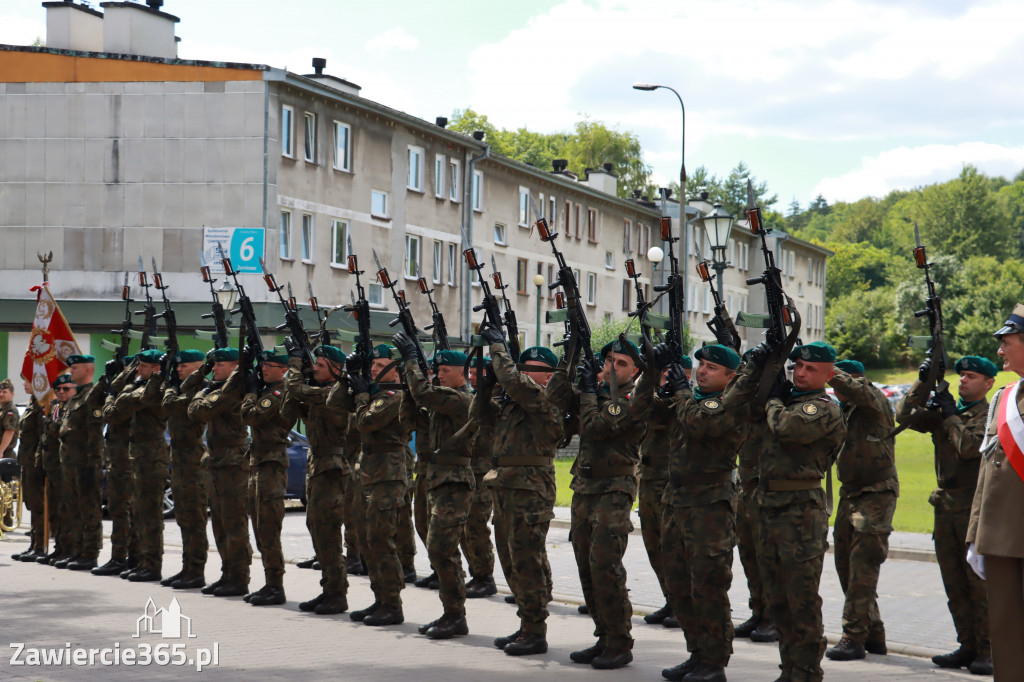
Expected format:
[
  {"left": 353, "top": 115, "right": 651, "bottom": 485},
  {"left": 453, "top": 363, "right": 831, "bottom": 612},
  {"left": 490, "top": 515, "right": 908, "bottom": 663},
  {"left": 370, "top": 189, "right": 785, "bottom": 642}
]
[
  {"left": 92, "top": 409, "right": 102, "bottom": 418},
  {"left": 802, "top": 403, "right": 818, "bottom": 415},
  {"left": 372, "top": 398, "right": 386, "bottom": 408},
  {"left": 607, "top": 403, "right": 622, "bottom": 416},
  {"left": 209, "top": 394, "right": 220, "bottom": 402},
  {"left": 704, "top": 400, "right": 720, "bottom": 409},
  {"left": 260, "top": 398, "right": 272, "bottom": 408}
]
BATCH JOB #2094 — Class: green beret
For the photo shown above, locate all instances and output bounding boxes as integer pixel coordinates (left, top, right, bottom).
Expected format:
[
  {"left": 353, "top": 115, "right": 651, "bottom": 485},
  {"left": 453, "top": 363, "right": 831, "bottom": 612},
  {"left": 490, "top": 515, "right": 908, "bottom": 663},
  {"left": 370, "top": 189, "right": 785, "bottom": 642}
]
[
  {"left": 174, "top": 349, "right": 205, "bottom": 363},
  {"left": 469, "top": 354, "right": 490, "bottom": 368},
  {"left": 789, "top": 341, "right": 836, "bottom": 364},
  {"left": 519, "top": 346, "right": 558, "bottom": 368},
  {"left": 835, "top": 359, "right": 865, "bottom": 375},
  {"left": 372, "top": 344, "right": 394, "bottom": 360},
  {"left": 314, "top": 345, "right": 346, "bottom": 365},
  {"left": 435, "top": 350, "right": 469, "bottom": 367},
  {"left": 258, "top": 349, "right": 290, "bottom": 365},
  {"left": 678, "top": 354, "right": 693, "bottom": 370},
  {"left": 955, "top": 355, "right": 999, "bottom": 378},
  {"left": 694, "top": 343, "right": 741, "bottom": 370},
  {"left": 136, "top": 349, "right": 165, "bottom": 365},
  {"left": 600, "top": 339, "right": 639, "bottom": 362},
  {"left": 66, "top": 354, "right": 95, "bottom": 366},
  {"left": 52, "top": 374, "right": 75, "bottom": 389},
  {"left": 211, "top": 347, "right": 239, "bottom": 362},
  {"left": 0, "top": 378, "right": 14, "bottom": 392}
]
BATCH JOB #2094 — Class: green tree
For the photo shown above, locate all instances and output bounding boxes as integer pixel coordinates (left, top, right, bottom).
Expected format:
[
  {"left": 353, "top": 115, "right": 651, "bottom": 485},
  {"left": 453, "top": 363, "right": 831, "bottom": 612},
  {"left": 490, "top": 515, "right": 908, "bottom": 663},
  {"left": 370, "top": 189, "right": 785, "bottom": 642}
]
[
  {"left": 562, "top": 118, "right": 653, "bottom": 199},
  {"left": 720, "top": 162, "right": 777, "bottom": 219},
  {"left": 824, "top": 242, "right": 893, "bottom": 299},
  {"left": 825, "top": 287, "right": 903, "bottom": 368}
]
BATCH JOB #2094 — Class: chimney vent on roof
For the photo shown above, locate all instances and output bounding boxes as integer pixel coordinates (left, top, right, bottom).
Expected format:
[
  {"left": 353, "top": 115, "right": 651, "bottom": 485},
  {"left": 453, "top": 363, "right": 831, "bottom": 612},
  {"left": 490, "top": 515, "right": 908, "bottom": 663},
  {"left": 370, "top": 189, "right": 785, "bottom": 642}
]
[
  {"left": 312, "top": 57, "right": 326, "bottom": 75},
  {"left": 603, "top": 162, "right": 614, "bottom": 173},
  {"left": 435, "top": 117, "right": 448, "bottom": 128},
  {"left": 43, "top": 0, "right": 104, "bottom": 52},
  {"left": 145, "top": 0, "right": 163, "bottom": 9},
  {"left": 552, "top": 159, "right": 568, "bottom": 173},
  {"left": 472, "top": 130, "right": 486, "bottom": 141}
]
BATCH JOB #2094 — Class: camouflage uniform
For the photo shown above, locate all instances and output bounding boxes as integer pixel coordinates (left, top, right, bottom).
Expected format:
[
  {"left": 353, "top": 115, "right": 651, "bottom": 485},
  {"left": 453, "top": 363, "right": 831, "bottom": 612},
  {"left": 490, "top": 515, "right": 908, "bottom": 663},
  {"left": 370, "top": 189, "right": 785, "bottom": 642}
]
[
  {"left": 342, "top": 413, "right": 365, "bottom": 562},
  {"left": 398, "top": 444, "right": 417, "bottom": 573},
  {"left": 188, "top": 370, "right": 252, "bottom": 586},
  {"left": 550, "top": 367, "right": 654, "bottom": 652},
  {"left": 101, "top": 367, "right": 139, "bottom": 566},
  {"left": 897, "top": 379, "right": 989, "bottom": 657},
  {"left": 758, "top": 382, "right": 846, "bottom": 682},
  {"left": 737, "top": 415, "right": 769, "bottom": 626},
  {"left": 113, "top": 373, "right": 168, "bottom": 573},
  {"left": 638, "top": 390, "right": 673, "bottom": 610},
  {"left": 162, "top": 376, "right": 209, "bottom": 578},
  {"left": 461, "top": 414, "right": 495, "bottom": 582},
  {"left": 830, "top": 370, "right": 899, "bottom": 646},
  {"left": 241, "top": 378, "right": 299, "bottom": 589},
  {"left": 2, "top": 396, "right": 21, "bottom": 529},
  {"left": 477, "top": 346, "right": 562, "bottom": 635},
  {"left": 40, "top": 399, "right": 68, "bottom": 557},
  {"left": 17, "top": 397, "right": 45, "bottom": 553},
  {"left": 406, "top": 362, "right": 474, "bottom": 616},
  {"left": 412, "top": 403, "right": 432, "bottom": 547},
  {"left": 289, "top": 359, "right": 352, "bottom": 599},
  {"left": 354, "top": 386, "right": 412, "bottom": 609},
  {"left": 58, "top": 381, "right": 106, "bottom": 561}
]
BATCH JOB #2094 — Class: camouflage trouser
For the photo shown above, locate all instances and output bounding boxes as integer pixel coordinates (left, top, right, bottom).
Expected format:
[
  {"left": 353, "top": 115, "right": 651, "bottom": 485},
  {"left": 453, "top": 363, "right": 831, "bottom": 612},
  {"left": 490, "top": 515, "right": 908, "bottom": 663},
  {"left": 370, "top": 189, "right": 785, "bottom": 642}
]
[
  {"left": 132, "top": 441, "right": 169, "bottom": 572},
  {"left": 932, "top": 495, "right": 989, "bottom": 653},
  {"left": 397, "top": 480, "right": 416, "bottom": 569},
  {"left": 460, "top": 477, "right": 494, "bottom": 579},
  {"left": 760, "top": 500, "right": 829, "bottom": 682},
  {"left": 306, "top": 469, "right": 348, "bottom": 596},
  {"left": 248, "top": 461, "right": 287, "bottom": 587},
  {"left": 426, "top": 481, "right": 473, "bottom": 615},
  {"left": 344, "top": 473, "right": 364, "bottom": 560},
  {"left": 59, "top": 462, "right": 81, "bottom": 556},
  {"left": 493, "top": 495, "right": 513, "bottom": 588},
  {"left": 736, "top": 482, "right": 766, "bottom": 620},
  {"left": 171, "top": 445, "right": 208, "bottom": 575},
  {"left": 833, "top": 491, "right": 895, "bottom": 643},
  {"left": 75, "top": 463, "right": 103, "bottom": 561},
  {"left": 43, "top": 468, "right": 66, "bottom": 555},
  {"left": 209, "top": 460, "right": 252, "bottom": 584},
  {"left": 106, "top": 441, "right": 137, "bottom": 562},
  {"left": 364, "top": 480, "right": 407, "bottom": 608},
  {"left": 638, "top": 477, "right": 671, "bottom": 604},
  {"left": 571, "top": 491, "right": 635, "bottom": 650},
  {"left": 413, "top": 461, "right": 430, "bottom": 546},
  {"left": 21, "top": 464, "right": 45, "bottom": 551},
  {"left": 662, "top": 498, "right": 736, "bottom": 667},
  {"left": 493, "top": 485, "right": 554, "bottom": 635}
]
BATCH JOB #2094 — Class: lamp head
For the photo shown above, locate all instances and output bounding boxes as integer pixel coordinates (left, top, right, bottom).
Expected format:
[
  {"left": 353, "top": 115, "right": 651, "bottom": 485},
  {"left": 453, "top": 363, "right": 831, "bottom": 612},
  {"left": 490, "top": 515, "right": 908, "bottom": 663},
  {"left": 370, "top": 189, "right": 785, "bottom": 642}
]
[
  {"left": 632, "top": 82, "right": 659, "bottom": 91},
  {"left": 647, "top": 246, "right": 665, "bottom": 264}
]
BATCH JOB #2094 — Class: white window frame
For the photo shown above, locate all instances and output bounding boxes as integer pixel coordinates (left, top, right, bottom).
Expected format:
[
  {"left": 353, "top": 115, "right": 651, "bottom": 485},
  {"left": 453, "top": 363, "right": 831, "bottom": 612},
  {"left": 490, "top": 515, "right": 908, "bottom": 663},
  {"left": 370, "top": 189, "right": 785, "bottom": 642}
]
[
  {"left": 516, "top": 258, "right": 529, "bottom": 294},
  {"left": 432, "top": 240, "right": 443, "bottom": 284},
  {"left": 407, "top": 145, "right": 424, "bottom": 192},
  {"left": 472, "top": 170, "right": 483, "bottom": 212},
  {"left": 368, "top": 281, "right": 384, "bottom": 308},
  {"left": 808, "top": 256, "right": 814, "bottom": 282},
  {"left": 301, "top": 213, "right": 314, "bottom": 263},
  {"left": 303, "top": 112, "right": 316, "bottom": 163},
  {"left": 434, "top": 154, "right": 445, "bottom": 198},
  {"left": 586, "top": 272, "right": 597, "bottom": 306},
  {"left": 281, "top": 105, "right": 294, "bottom": 158},
  {"left": 330, "top": 219, "right": 348, "bottom": 266},
  {"left": 587, "top": 208, "right": 599, "bottom": 243},
  {"left": 605, "top": 251, "right": 615, "bottom": 270},
  {"left": 371, "top": 190, "right": 389, "bottom": 219},
  {"left": 447, "top": 244, "right": 457, "bottom": 286},
  {"left": 622, "top": 219, "right": 633, "bottom": 254},
  {"left": 404, "top": 234, "right": 421, "bottom": 281},
  {"left": 494, "top": 222, "right": 507, "bottom": 246},
  {"left": 333, "top": 121, "right": 351, "bottom": 171},
  {"left": 518, "top": 187, "right": 530, "bottom": 226},
  {"left": 574, "top": 203, "right": 582, "bottom": 239},
  {"left": 448, "top": 159, "right": 461, "bottom": 202},
  {"left": 622, "top": 279, "right": 631, "bottom": 311},
  {"left": 788, "top": 251, "right": 795, "bottom": 278},
  {"left": 280, "top": 210, "right": 293, "bottom": 260},
  {"left": 548, "top": 195, "right": 557, "bottom": 228}
]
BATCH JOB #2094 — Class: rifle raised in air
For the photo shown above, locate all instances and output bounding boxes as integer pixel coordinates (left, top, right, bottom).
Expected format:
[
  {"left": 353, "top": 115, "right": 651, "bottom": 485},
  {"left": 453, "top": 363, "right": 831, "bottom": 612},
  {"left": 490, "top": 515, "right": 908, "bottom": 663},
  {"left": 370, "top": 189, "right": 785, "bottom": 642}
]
[
  {"left": 259, "top": 260, "right": 316, "bottom": 378},
  {"left": 490, "top": 255, "right": 522, "bottom": 359},
  {"left": 103, "top": 272, "right": 134, "bottom": 362},
  {"left": 135, "top": 257, "right": 159, "bottom": 351},
  {"left": 307, "top": 282, "right": 331, "bottom": 348},
  {"left": 342, "top": 234, "right": 374, "bottom": 382},
  {"left": 694, "top": 244, "right": 741, "bottom": 351},
  {"left": 151, "top": 257, "right": 180, "bottom": 376},
  {"left": 416, "top": 265, "right": 451, "bottom": 352},
  {"left": 218, "top": 242, "right": 265, "bottom": 379},
  {"left": 372, "top": 249, "right": 430, "bottom": 377},
  {"left": 460, "top": 225, "right": 513, "bottom": 358},
  {"left": 652, "top": 204, "right": 685, "bottom": 367},
  {"left": 625, "top": 258, "right": 656, "bottom": 346}
]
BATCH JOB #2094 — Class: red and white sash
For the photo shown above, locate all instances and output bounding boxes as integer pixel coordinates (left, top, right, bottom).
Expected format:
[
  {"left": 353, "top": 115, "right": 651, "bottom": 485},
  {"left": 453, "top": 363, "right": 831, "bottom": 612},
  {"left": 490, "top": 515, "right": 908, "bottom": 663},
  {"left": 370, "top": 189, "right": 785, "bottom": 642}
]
[{"left": 995, "top": 380, "right": 1024, "bottom": 483}]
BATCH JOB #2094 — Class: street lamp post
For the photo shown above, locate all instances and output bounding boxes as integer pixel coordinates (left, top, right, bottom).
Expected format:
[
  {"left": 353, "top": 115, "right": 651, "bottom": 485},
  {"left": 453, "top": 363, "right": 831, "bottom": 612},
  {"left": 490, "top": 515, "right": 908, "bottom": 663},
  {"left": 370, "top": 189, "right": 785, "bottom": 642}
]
[
  {"left": 533, "top": 273, "right": 546, "bottom": 347},
  {"left": 699, "top": 200, "right": 735, "bottom": 291},
  {"left": 216, "top": 279, "right": 237, "bottom": 326}
]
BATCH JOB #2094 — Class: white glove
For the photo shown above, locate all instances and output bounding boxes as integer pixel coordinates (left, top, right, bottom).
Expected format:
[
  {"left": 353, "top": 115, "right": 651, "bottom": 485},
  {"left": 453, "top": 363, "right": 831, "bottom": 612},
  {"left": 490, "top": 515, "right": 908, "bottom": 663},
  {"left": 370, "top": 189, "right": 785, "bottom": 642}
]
[{"left": 967, "top": 543, "right": 986, "bottom": 580}]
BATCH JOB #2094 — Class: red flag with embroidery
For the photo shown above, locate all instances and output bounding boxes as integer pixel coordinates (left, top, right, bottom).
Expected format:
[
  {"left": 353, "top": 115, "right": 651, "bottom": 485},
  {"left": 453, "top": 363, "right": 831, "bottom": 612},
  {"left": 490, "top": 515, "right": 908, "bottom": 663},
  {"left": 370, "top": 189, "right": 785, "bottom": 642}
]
[{"left": 21, "top": 283, "right": 82, "bottom": 401}]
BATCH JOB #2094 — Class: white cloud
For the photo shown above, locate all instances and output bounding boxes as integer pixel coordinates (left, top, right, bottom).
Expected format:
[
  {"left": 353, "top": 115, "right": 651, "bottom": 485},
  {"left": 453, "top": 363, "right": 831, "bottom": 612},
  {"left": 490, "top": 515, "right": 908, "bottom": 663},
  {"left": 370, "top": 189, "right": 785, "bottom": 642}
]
[
  {"left": 365, "top": 27, "right": 419, "bottom": 52},
  {"left": 0, "top": 13, "right": 44, "bottom": 46},
  {"left": 813, "top": 142, "right": 1024, "bottom": 202}
]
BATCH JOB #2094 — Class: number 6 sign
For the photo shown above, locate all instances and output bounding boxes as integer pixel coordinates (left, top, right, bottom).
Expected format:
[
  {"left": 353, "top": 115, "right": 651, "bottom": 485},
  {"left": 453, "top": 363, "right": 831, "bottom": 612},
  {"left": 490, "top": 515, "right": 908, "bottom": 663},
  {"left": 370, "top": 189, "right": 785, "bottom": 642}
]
[{"left": 202, "top": 227, "right": 265, "bottom": 274}]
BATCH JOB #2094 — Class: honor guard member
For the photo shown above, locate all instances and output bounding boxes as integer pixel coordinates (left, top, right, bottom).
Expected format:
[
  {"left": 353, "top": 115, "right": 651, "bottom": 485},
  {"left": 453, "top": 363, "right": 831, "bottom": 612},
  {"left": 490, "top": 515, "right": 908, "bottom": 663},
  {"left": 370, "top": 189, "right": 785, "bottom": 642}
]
[
  {"left": 660, "top": 344, "right": 750, "bottom": 682},
  {"left": 897, "top": 353, "right": 993, "bottom": 673},
  {"left": 551, "top": 338, "right": 655, "bottom": 670},
  {"left": 188, "top": 348, "right": 253, "bottom": 598},
  {"left": 640, "top": 353, "right": 692, "bottom": 628},
  {"left": 396, "top": 336, "right": 475, "bottom": 639},
  {"left": 462, "top": 353, "right": 498, "bottom": 600},
  {"left": 825, "top": 359, "right": 898, "bottom": 661},
  {"left": 968, "top": 306, "right": 1024, "bottom": 678},
  {"left": 160, "top": 349, "right": 210, "bottom": 590},
  {"left": 754, "top": 340, "right": 846, "bottom": 682},
  {"left": 13, "top": 379, "right": 46, "bottom": 562},
  {"left": 347, "top": 344, "right": 413, "bottom": 627},
  {"left": 57, "top": 354, "right": 107, "bottom": 571},
  {"left": 38, "top": 374, "right": 75, "bottom": 565},
  {"left": 1, "top": 378, "right": 21, "bottom": 531},
  {"left": 289, "top": 345, "right": 353, "bottom": 615},
  {"left": 240, "top": 350, "right": 299, "bottom": 606},
  {"left": 481, "top": 344, "right": 561, "bottom": 656}
]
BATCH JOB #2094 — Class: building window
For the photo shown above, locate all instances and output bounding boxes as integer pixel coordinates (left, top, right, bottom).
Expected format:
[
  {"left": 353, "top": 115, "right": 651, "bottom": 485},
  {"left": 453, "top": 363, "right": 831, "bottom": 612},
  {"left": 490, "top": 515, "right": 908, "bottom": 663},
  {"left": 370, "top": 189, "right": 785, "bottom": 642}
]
[
  {"left": 301, "top": 213, "right": 314, "bottom": 262},
  {"left": 788, "top": 251, "right": 795, "bottom": 278},
  {"left": 574, "top": 204, "right": 582, "bottom": 238},
  {"left": 518, "top": 187, "right": 530, "bottom": 226},
  {"left": 331, "top": 220, "right": 348, "bottom": 266},
  {"left": 622, "top": 220, "right": 633, "bottom": 254},
  {"left": 516, "top": 258, "right": 529, "bottom": 294},
  {"left": 539, "top": 193, "right": 545, "bottom": 219},
  {"left": 303, "top": 112, "right": 316, "bottom": 163},
  {"left": 605, "top": 251, "right": 615, "bottom": 269},
  {"left": 586, "top": 272, "right": 596, "bottom": 306},
  {"left": 434, "top": 154, "right": 445, "bottom": 197},
  {"left": 494, "top": 222, "right": 507, "bottom": 246},
  {"left": 280, "top": 210, "right": 292, "bottom": 259},
  {"left": 333, "top": 121, "right": 351, "bottom": 171},
  {"left": 639, "top": 223, "right": 650, "bottom": 255},
  {"left": 404, "top": 235, "right": 421, "bottom": 280},
  {"left": 548, "top": 195, "right": 556, "bottom": 228},
  {"left": 472, "top": 170, "right": 483, "bottom": 211},
  {"left": 281, "top": 105, "right": 294, "bottom": 158},
  {"left": 547, "top": 264, "right": 555, "bottom": 299},
  {"left": 368, "top": 281, "right": 383, "bottom": 307},
  {"left": 449, "top": 159, "right": 461, "bottom": 201},
  {"left": 371, "top": 190, "right": 389, "bottom": 219},
  {"left": 433, "top": 240, "right": 443, "bottom": 283},
  {"left": 808, "top": 256, "right": 814, "bottom": 282},
  {"left": 408, "top": 145, "right": 424, "bottom": 191},
  {"left": 622, "top": 279, "right": 631, "bottom": 311},
  {"left": 447, "top": 244, "right": 457, "bottom": 286},
  {"left": 587, "top": 208, "right": 598, "bottom": 242}
]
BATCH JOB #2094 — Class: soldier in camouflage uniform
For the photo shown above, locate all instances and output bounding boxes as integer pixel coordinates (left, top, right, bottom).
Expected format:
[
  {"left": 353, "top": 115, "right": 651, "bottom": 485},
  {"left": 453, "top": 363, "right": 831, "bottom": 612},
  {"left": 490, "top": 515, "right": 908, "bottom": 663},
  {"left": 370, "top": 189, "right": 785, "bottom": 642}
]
[
  {"left": 13, "top": 380, "right": 46, "bottom": 562},
  {"left": 347, "top": 345, "right": 413, "bottom": 627},
  {"left": 461, "top": 354, "right": 497, "bottom": 600},
  {"left": 410, "top": 360, "right": 435, "bottom": 589},
  {"left": 897, "top": 354, "right": 994, "bottom": 672},
  {"left": 57, "top": 354, "right": 106, "bottom": 571},
  {"left": 640, "top": 355, "right": 691, "bottom": 627},
  {"left": 751, "top": 341, "right": 846, "bottom": 682},
  {"left": 1, "top": 378, "right": 21, "bottom": 532},
  {"left": 825, "top": 359, "right": 898, "bottom": 661},
  {"left": 240, "top": 350, "right": 299, "bottom": 606},
  {"left": 159, "top": 349, "right": 209, "bottom": 589},
  {"left": 343, "top": 412, "right": 367, "bottom": 575},
  {"left": 188, "top": 348, "right": 252, "bottom": 597},
  {"left": 290, "top": 345, "right": 352, "bottom": 614},
  {"left": 38, "top": 374, "right": 75, "bottom": 565},
  {"left": 550, "top": 338, "right": 654, "bottom": 670},
  {"left": 660, "top": 344, "right": 753, "bottom": 682}
]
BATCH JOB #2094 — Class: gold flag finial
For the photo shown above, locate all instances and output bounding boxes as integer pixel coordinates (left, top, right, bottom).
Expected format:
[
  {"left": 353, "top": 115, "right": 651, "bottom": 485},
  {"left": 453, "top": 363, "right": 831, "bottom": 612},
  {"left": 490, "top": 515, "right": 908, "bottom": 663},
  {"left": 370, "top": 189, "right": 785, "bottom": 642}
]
[{"left": 37, "top": 251, "right": 53, "bottom": 282}]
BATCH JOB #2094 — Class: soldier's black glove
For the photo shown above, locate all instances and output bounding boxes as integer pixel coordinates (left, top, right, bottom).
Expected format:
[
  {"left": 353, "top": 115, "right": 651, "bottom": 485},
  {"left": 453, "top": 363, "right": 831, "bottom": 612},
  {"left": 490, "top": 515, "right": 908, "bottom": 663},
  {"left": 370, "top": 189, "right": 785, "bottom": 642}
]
[
  {"left": 577, "top": 357, "right": 599, "bottom": 394},
  {"left": 479, "top": 323, "right": 505, "bottom": 347},
  {"left": 747, "top": 342, "right": 773, "bottom": 367},
  {"left": 283, "top": 335, "right": 305, "bottom": 359},
  {"left": 478, "top": 360, "right": 498, "bottom": 391},
  {"left": 392, "top": 332, "right": 418, "bottom": 362},
  {"left": 714, "top": 328, "right": 734, "bottom": 348},
  {"left": 767, "top": 372, "right": 793, "bottom": 401},
  {"left": 203, "top": 349, "right": 217, "bottom": 374},
  {"left": 347, "top": 372, "right": 371, "bottom": 396},
  {"left": 918, "top": 357, "right": 932, "bottom": 383},
  {"left": 105, "top": 358, "right": 123, "bottom": 381},
  {"left": 933, "top": 388, "right": 957, "bottom": 418},
  {"left": 653, "top": 342, "right": 675, "bottom": 370},
  {"left": 244, "top": 371, "right": 260, "bottom": 395},
  {"left": 664, "top": 363, "right": 690, "bottom": 394}
]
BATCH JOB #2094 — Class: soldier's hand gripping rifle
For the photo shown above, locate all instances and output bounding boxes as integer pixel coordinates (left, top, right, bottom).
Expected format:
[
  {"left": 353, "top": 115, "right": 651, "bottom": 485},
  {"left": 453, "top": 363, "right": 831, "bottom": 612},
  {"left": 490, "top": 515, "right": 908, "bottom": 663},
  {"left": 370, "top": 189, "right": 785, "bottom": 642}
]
[
  {"left": 652, "top": 211, "right": 685, "bottom": 366},
  {"left": 135, "top": 257, "right": 159, "bottom": 351},
  {"left": 151, "top": 258, "right": 180, "bottom": 378},
  {"left": 218, "top": 242, "right": 264, "bottom": 380},
  {"left": 460, "top": 225, "right": 513, "bottom": 358},
  {"left": 695, "top": 245, "right": 741, "bottom": 351},
  {"left": 342, "top": 234, "right": 373, "bottom": 383},
  {"left": 200, "top": 257, "right": 232, "bottom": 350},
  {"left": 416, "top": 265, "right": 451, "bottom": 352},
  {"left": 490, "top": 255, "right": 522, "bottom": 360},
  {"left": 373, "top": 249, "right": 430, "bottom": 377},
  {"left": 260, "top": 260, "right": 316, "bottom": 379}
]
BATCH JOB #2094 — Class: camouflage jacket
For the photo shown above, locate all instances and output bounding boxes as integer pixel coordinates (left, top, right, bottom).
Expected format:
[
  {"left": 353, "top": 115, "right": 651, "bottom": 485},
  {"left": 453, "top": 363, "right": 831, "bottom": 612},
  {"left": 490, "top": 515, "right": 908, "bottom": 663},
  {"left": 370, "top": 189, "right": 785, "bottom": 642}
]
[
  {"left": 2, "top": 399, "right": 21, "bottom": 459},
  {"left": 287, "top": 358, "right": 350, "bottom": 477},
  {"left": 59, "top": 381, "right": 106, "bottom": 467},
  {"left": 187, "top": 370, "right": 248, "bottom": 467},
  {"left": 475, "top": 345, "right": 560, "bottom": 496},
  {"left": 353, "top": 387, "right": 410, "bottom": 486},
  {"left": 897, "top": 378, "right": 986, "bottom": 497},
  {"left": 406, "top": 362, "right": 474, "bottom": 490},
  {"left": 639, "top": 392, "right": 673, "bottom": 483},
  {"left": 241, "top": 379, "right": 299, "bottom": 467},
  {"left": 102, "top": 368, "right": 136, "bottom": 462},
  {"left": 162, "top": 372, "right": 206, "bottom": 451},
  {"left": 830, "top": 369, "right": 899, "bottom": 498},
  {"left": 113, "top": 374, "right": 167, "bottom": 448},
  {"left": 40, "top": 400, "right": 64, "bottom": 472},
  {"left": 17, "top": 398, "right": 42, "bottom": 467}
]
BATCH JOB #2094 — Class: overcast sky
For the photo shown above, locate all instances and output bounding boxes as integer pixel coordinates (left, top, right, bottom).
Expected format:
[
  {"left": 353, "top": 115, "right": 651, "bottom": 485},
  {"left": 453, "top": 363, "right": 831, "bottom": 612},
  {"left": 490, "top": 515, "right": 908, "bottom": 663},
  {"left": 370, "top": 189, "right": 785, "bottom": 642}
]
[{"left": 4, "top": 0, "right": 1023, "bottom": 208}]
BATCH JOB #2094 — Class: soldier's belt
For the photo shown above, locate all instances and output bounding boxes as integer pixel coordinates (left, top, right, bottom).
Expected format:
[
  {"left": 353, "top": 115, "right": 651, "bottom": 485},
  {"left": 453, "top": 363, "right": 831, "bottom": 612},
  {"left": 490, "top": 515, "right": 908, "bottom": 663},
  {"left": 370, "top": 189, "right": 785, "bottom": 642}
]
[
  {"left": 492, "top": 455, "right": 554, "bottom": 467},
  {"left": 430, "top": 453, "right": 472, "bottom": 466},
  {"left": 670, "top": 471, "right": 733, "bottom": 487},
  {"left": 577, "top": 464, "right": 636, "bottom": 478},
  {"left": 206, "top": 438, "right": 247, "bottom": 450},
  {"left": 312, "top": 446, "right": 345, "bottom": 457},
  {"left": 938, "top": 474, "right": 978, "bottom": 492},
  {"left": 361, "top": 443, "right": 402, "bottom": 455},
  {"left": 759, "top": 478, "right": 822, "bottom": 492},
  {"left": 842, "top": 466, "right": 897, "bottom": 491}
]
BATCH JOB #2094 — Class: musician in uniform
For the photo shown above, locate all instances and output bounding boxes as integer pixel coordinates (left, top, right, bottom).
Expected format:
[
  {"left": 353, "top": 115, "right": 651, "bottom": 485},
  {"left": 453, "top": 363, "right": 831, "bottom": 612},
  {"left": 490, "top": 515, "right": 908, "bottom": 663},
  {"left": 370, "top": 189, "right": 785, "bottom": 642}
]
[{"left": 13, "top": 379, "right": 46, "bottom": 562}]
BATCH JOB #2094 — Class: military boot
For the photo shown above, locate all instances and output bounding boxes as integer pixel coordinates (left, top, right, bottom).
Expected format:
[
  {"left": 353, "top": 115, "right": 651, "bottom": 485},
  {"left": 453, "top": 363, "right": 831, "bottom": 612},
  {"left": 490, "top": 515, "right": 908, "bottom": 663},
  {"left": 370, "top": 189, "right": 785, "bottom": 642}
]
[
  {"left": 350, "top": 601, "right": 381, "bottom": 622},
  {"left": 418, "top": 617, "right": 441, "bottom": 635},
  {"left": 734, "top": 614, "right": 760, "bottom": 638},
  {"left": 645, "top": 604, "right": 673, "bottom": 625},
  {"left": 750, "top": 621, "right": 778, "bottom": 642},
  {"left": 968, "top": 652, "right": 993, "bottom": 675},
  {"left": 577, "top": 604, "right": 589, "bottom": 615},
  {"left": 465, "top": 575, "right": 497, "bottom": 598},
  {"left": 160, "top": 570, "right": 184, "bottom": 587},
  {"left": 314, "top": 595, "right": 348, "bottom": 615},
  {"left": 127, "top": 569, "right": 162, "bottom": 582},
  {"left": 19, "top": 549, "right": 45, "bottom": 563},
  {"left": 425, "top": 613, "right": 468, "bottom": 640},
  {"left": 865, "top": 636, "right": 887, "bottom": 655},
  {"left": 201, "top": 577, "right": 225, "bottom": 595},
  {"left": 682, "top": 662, "right": 726, "bottom": 682},
  {"left": 493, "top": 630, "right": 521, "bottom": 649},
  {"left": 570, "top": 643, "right": 604, "bottom": 664},
  {"left": 295, "top": 556, "right": 317, "bottom": 569},
  {"left": 212, "top": 582, "right": 248, "bottom": 597},
  {"left": 504, "top": 633, "right": 548, "bottom": 656},
  {"left": 826, "top": 637, "right": 865, "bottom": 661},
  {"left": 662, "top": 657, "right": 700, "bottom": 681},
  {"left": 414, "top": 571, "right": 437, "bottom": 588},
  {"left": 171, "top": 574, "right": 206, "bottom": 590},
  {"left": 403, "top": 565, "right": 418, "bottom": 583},
  {"left": 37, "top": 550, "right": 59, "bottom": 564},
  {"left": 663, "top": 614, "right": 680, "bottom": 628},
  {"left": 243, "top": 585, "right": 268, "bottom": 602},
  {"left": 346, "top": 555, "right": 367, "bottom": 576},
  {"left": 67, "top": 557, "right": 98, "bottom": 571},
  {"left": 300, "top": 593, "right": 325, "bottom": 612},
  {"left": 92, "top": 558, "right": 126, "bottom": 576},
  {"left": 504, "top": 594, "right": 517, "bottom": 604},
  {"left": 54, "top": 555, "right": 73, "bottom": 568},
  {"left": 249, "top": 586, "right": 286, "bottom": 606},
  {"left": 363, "top": 604, "right": 404, "bottom": 626},
  {"left": 592, "top": 648, "right": 633, "bottom": 670},
  {"left": 932, "top": 647, "right": 976, "bottom": 669}
]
